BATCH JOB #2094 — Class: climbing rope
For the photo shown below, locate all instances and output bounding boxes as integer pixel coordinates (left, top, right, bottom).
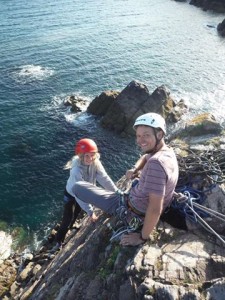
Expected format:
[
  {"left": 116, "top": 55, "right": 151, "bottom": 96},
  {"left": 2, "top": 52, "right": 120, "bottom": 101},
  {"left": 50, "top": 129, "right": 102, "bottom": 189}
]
[
  {"left": 176, "top": 149, "right": 225, "bottom": 188},
  {"left": 173, "top": 189, "right": 225, "bottom": 246},
  {"left": 170, "top": 148, "right": 225, "bottom": 245},
  {"left": 172, "top": 190, "right": 208, "bottom": 222}
]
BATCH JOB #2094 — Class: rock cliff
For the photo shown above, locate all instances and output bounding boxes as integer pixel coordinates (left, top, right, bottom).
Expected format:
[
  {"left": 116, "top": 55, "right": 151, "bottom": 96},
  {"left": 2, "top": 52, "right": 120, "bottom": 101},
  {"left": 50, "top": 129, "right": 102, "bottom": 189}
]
[
  {"left": 1, "top": 111, "right": 225, "bottom": 300},
  {"left": 1, "top": 80, "right": 225, "bottom": 299}
]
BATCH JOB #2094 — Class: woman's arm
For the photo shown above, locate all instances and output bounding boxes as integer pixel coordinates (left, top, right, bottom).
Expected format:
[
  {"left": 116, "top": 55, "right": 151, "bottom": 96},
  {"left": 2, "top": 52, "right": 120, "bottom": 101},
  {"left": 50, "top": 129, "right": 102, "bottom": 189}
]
[
  {"left": 126, "top": 154, "right": 148, "bottom": 180},
  {"left": 95, "top": 160, "right": 118, "bottom": 192}
]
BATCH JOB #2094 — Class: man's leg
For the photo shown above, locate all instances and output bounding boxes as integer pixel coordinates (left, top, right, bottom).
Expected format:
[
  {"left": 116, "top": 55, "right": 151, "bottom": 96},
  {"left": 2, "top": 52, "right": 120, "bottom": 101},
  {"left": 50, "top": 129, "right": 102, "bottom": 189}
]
[
  {"left": 160, "top": 207, "right": 188, "bottom": 230},
  {"left": 73, "top": 181, "right": 120, "bottom": 215}
]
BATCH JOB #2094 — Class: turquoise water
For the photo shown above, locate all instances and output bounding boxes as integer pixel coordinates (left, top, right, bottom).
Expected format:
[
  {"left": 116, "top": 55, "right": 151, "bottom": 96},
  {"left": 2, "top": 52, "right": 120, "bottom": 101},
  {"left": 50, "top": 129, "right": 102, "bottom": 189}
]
[{"left": 0, "top": 0, "right": 225, "bottom": 248}]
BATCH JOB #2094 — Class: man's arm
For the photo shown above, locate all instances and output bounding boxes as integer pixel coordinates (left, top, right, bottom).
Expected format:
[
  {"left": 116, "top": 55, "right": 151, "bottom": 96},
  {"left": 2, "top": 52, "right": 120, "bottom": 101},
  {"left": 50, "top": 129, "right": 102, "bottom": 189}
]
[
  {"left": 141, "top": 193, "right": 163, "bottom": 239},
  {"left": 120, "top": 193, "right": 163, "bottom": 246}
]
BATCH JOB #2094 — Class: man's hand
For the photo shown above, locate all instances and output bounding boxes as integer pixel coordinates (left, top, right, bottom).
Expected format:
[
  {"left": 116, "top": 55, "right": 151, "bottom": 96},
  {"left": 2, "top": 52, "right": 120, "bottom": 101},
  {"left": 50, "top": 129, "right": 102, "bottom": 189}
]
[{"left": 120, "top": 232, "right": 146, "bottom": 246}]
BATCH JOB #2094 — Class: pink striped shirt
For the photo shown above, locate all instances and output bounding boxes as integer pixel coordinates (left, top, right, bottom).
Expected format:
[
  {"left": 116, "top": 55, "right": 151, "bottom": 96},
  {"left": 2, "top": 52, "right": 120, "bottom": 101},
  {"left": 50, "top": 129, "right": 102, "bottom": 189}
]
[{"left": 129, "top": 146, "right": 178, "bottom": 214}]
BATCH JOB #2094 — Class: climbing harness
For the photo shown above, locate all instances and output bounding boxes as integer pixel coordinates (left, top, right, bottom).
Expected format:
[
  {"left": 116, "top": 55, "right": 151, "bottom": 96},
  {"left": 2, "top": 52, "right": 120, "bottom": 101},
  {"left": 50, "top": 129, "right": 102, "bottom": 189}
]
[
  {"left": 108, "top": 215, "right": 143, "bottom": 242},
  {"left": 109, "top": 189, "right": 143, "bottom": 242}
]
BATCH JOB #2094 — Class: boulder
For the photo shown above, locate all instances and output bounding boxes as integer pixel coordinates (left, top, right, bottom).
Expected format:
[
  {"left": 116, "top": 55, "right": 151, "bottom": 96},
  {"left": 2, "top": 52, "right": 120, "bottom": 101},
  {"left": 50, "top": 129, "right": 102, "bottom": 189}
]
[
  {"left": 190, "top": 0, "right": 225, "bottom": 13},
  {"left": 166, "top": 99, "right": 188, "bottom": 123},
  {"left": 64, "top": 95, "right": 88, "bottom": 112},
  {"left": 169, "top": 113, "right": 223, "bottom": 141},
  {"left": 87, "top": 80, "right": 185, "bottom": 136},
  {"left": 185, "top": 113, "right": 223, "bottom": 136},
  {"left": 0, "top": 259, "right": 17, "bottom": 297},
  {"left": 217, "top": 18, "right": 225, "bottom": 37},
  {"left": 204, "top": 183, "right": 225, "bottom": 233},
  {"left": 87, "top": 90, "right": 119, "bottom": 116}
]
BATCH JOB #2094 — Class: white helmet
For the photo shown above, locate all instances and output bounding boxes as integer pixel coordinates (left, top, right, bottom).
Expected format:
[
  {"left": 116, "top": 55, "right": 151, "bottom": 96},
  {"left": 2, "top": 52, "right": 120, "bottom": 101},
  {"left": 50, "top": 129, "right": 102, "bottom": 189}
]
[{"left": 133, "top": 113, "right": 166, "bottom": 134}]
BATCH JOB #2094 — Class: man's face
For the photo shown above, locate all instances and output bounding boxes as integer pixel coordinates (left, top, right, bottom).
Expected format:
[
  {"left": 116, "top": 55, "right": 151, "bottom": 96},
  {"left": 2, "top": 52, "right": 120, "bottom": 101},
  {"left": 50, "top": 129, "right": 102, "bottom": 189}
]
[{"left": 136, "top": 125, "right": 156, "bottom": 153}]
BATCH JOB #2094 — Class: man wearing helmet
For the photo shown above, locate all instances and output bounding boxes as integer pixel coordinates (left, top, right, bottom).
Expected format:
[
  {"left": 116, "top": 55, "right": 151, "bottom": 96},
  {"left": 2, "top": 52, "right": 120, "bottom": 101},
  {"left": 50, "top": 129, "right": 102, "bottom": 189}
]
[
  {"left": 74, "top": 113, "right": 179, "bottom": 246},
  {"left": 121, "top": 113, "right": 179, "bottom": 245}
]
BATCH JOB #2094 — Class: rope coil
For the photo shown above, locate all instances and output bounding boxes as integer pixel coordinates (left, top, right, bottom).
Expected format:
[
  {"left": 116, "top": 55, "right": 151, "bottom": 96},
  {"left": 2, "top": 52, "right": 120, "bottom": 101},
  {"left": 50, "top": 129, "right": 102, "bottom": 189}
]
[{"left": 176, "top": 149, "right": 225, "bottom": 187}]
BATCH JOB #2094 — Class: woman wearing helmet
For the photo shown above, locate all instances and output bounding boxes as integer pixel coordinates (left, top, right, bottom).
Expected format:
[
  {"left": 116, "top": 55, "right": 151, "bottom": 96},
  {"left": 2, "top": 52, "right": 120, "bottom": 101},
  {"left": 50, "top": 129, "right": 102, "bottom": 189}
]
[
  {"left": 73, "top": 113, "right": 179, "bottom": 246},
  {"left": 51, "top": 138, "right": 117, "bottom": 251}
]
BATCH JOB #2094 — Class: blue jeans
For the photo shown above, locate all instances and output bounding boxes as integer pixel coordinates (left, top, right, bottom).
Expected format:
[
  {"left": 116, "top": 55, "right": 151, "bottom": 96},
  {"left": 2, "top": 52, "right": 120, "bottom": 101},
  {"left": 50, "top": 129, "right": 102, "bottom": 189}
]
[{"left": 73, "top": 181, "right": 121, "bottom": 215}]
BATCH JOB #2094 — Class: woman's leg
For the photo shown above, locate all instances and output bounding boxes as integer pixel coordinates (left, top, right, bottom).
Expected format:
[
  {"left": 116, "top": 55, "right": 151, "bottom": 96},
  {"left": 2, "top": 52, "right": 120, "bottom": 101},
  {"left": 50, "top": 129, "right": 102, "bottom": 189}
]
[
  {"left": 73, "top": 181, "right": 120, "bottom": 215},
  {"left": 69, "top": 201, "right": 82, "bottom": 228},
  {"left": 56, "top": 198, "right": 74, "bottom": 243}
]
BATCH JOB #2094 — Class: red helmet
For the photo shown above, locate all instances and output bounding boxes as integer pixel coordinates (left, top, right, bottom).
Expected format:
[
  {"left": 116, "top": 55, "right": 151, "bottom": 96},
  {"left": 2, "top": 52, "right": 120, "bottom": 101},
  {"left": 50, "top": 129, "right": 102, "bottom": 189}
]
[{"left": 75, "top": 138, "right": 98, "bottom": 154}]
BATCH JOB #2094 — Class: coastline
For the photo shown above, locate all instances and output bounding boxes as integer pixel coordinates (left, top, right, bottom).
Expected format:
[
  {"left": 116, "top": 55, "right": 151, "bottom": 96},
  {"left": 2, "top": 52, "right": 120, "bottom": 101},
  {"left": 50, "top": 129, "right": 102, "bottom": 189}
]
[{"left": 0, "top": 0, "right": 224, "bottom": 300}]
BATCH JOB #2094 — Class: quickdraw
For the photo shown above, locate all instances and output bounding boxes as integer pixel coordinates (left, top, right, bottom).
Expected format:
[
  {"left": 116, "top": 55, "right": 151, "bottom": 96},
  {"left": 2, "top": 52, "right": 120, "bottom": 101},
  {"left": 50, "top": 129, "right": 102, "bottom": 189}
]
[{"left": 108, "top": 215, "right": 143, "bottom": 242}]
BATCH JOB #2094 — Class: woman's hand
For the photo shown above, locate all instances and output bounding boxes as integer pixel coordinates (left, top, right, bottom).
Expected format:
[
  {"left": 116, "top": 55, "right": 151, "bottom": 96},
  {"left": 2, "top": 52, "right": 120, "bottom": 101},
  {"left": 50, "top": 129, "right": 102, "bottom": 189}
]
[{"left": 126, "top": 168, "right": 138, "bottom": 180}]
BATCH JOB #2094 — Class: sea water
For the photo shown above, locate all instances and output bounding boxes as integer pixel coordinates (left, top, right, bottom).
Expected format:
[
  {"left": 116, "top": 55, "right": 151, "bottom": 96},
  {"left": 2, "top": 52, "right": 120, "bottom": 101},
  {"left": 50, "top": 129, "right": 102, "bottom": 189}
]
[{"left": 0, "top": 0, "right": 225, "bottom": 248}]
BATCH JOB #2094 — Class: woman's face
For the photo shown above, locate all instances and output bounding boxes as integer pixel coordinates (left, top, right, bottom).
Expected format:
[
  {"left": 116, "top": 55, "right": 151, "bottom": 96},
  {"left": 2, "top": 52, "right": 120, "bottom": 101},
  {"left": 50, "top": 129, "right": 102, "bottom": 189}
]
[{"left": 83, "top": 152, "right": 97, "bottom": 165}]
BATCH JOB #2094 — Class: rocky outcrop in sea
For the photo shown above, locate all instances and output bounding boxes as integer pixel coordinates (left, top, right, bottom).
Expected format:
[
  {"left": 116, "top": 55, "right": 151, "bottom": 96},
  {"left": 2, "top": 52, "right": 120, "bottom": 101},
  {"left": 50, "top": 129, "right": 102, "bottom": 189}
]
[
  {"left": 189, "top": 0, "right": 225, "bottom": 13},
  {"left": 217, "top": 18, "right": 225, "bottom": 37},
  {"left": 87, "top": 80, "right": 187, "bottom": 136},
  {"left": 174, "top": 0, "right": 225, "bottom": 37},
  {"left": 190, "top": 0, "right": 225, "bottom": 37}
]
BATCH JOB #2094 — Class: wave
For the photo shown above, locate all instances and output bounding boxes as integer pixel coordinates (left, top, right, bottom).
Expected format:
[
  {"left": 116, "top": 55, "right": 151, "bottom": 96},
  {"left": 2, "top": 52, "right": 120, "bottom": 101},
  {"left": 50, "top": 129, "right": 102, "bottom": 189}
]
[
  {"left": 65, "top": 112, "right": 97, "bottom": 128},
  {"left": 12, "top": 64, "right": 54, "bottom": 84},
  {"left": 40, "top": 92, "right": 92, "bottom": 121},
  {"left": 173, "top": 82, "right": 225, "bottom": 125}
]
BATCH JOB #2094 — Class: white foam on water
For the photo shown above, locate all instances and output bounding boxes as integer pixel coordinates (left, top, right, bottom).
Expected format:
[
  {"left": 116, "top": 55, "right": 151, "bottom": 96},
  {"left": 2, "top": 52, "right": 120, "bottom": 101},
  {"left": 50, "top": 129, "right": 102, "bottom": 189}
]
[
  {"left": 175, "top": 82, "right": 225, "bottom": 124},
  {"left": 12, "top": 64, "right": 54, "bottom": 84},
  {"left": 40, "top": 92, "right": 92, "bottom": 123},
  {"left": 65, "top": 111, "right": 94, "bottom": 127}
]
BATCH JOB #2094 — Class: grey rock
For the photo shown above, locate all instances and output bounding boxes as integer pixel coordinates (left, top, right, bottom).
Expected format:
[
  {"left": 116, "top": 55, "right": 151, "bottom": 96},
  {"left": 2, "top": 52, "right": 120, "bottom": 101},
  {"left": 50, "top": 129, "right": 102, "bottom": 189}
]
[{"left": 87, "top": 80, "right": 185, "bottom": 136}]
